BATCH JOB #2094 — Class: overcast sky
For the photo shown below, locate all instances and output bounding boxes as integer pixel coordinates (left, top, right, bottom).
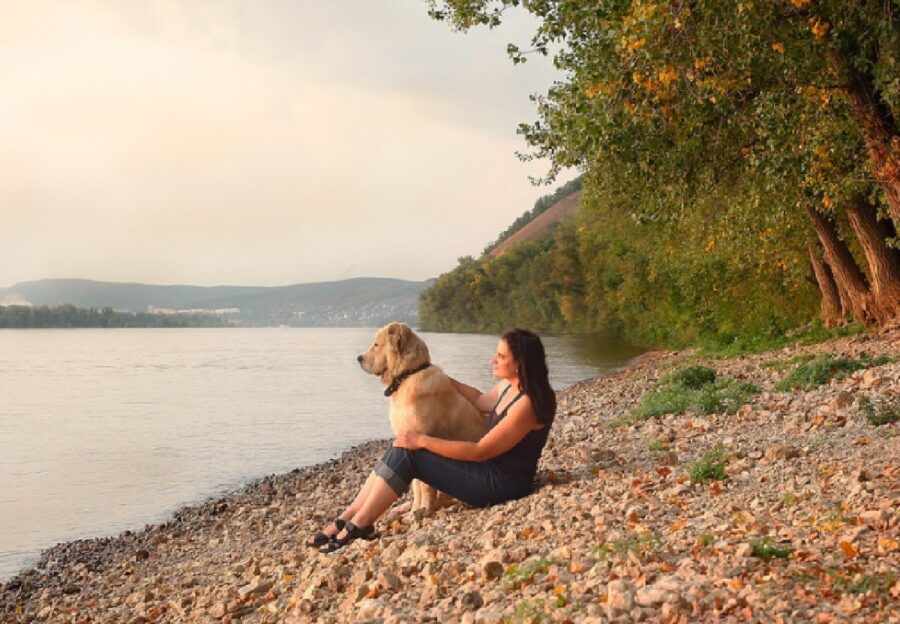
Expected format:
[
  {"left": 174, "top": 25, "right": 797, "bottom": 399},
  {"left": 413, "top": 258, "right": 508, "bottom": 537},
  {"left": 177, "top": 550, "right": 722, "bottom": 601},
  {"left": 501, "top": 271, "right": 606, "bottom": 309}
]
[{"left": 1, "top": 0, "right": 573, "bottom": 288}]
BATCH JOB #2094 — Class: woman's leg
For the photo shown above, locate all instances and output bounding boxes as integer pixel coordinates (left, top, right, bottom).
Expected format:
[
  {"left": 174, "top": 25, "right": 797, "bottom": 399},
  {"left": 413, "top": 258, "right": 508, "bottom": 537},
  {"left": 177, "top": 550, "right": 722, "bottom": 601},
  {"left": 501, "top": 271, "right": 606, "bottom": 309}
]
[
  {"left": 307, "top": 472, "right": 378, "bottom": 545},
  {"left": 375, "top": 447, "right": 530, "bottom": 508}
]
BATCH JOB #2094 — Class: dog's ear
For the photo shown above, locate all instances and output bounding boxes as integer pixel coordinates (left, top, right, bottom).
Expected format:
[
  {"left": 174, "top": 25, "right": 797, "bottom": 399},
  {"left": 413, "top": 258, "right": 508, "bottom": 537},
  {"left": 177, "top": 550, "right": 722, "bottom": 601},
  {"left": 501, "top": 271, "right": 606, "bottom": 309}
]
[{"left": 388, "top": 323, "right": 407, "bottom": 355}]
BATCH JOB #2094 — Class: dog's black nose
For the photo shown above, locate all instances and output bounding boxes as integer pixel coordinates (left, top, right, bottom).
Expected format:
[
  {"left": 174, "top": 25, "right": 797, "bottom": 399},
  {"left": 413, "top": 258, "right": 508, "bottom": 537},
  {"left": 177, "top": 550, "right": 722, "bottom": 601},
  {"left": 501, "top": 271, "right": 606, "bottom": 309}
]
[{"left": 357, "top": 355, "right": 363, "bottom": 363}]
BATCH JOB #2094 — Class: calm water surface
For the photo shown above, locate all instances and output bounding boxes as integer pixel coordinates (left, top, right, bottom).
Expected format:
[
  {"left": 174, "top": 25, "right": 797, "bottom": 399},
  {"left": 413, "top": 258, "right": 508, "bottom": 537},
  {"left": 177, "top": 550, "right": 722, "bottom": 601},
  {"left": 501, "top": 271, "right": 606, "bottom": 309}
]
[{"left": 0, "top": 328, "right": 642, "bottom": 580}]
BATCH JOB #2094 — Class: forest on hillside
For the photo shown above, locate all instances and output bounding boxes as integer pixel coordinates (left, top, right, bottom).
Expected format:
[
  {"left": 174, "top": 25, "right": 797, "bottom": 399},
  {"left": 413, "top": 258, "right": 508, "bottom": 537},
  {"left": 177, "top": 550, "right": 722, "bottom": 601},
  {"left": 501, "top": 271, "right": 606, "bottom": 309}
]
[
  {"left": 0, "top": 305, "right": 229, "bottom": 329},
  {"left": 420, "top": 0, "right": 900, "bottom": 347}
]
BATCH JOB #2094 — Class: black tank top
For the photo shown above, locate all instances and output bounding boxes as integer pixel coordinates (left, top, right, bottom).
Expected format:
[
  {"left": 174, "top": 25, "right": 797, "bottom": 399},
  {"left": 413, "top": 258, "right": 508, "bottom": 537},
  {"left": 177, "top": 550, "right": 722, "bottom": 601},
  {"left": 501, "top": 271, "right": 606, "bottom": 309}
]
[{"left": 485, "top": 385, "right": 550, "bottom": 480}]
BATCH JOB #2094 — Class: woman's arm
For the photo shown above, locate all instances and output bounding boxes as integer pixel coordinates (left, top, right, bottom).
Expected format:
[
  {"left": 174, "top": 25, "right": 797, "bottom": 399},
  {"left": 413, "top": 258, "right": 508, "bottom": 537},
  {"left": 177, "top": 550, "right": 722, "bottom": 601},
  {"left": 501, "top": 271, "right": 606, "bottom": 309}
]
[
  {"left": 394, "top": 396, "right": 539, "bottom": 462},
  {"left": 449, "top": 377, "right": 499, "bottom": 413}
]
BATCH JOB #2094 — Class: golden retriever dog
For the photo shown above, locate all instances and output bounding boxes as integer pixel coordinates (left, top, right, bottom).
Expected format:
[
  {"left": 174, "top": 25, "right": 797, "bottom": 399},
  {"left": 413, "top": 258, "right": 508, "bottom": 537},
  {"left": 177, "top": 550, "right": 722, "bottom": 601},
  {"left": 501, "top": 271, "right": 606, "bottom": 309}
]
[{"left": 357, "top": 322, "right": 485, "bottom": 511}]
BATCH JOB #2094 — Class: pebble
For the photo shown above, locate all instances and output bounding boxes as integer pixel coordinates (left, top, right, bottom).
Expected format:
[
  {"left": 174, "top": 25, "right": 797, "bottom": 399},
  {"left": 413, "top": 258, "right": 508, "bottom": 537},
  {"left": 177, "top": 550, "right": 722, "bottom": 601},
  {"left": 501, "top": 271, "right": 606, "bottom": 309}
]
[{"left": 2, "top": 330, "right": 897, "bottom": 623}]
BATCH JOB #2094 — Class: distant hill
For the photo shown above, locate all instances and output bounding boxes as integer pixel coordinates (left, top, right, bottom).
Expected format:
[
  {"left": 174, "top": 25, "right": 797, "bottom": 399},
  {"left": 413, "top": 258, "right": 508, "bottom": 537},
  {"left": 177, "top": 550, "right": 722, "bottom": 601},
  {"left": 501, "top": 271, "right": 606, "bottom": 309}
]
[
  {"left": 0, "top": 277, "right": 430, "bottom": 327},
  {"left": 489, "top": 191, "right": 581, "bottom": 257}
]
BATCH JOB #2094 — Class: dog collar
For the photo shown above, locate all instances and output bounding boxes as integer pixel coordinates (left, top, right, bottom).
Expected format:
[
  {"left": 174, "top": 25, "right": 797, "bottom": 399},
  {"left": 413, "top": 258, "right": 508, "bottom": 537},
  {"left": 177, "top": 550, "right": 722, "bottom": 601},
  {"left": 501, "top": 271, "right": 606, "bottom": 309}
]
[{"left": 384, "top": 363, "right": 431, "bottom": 397}]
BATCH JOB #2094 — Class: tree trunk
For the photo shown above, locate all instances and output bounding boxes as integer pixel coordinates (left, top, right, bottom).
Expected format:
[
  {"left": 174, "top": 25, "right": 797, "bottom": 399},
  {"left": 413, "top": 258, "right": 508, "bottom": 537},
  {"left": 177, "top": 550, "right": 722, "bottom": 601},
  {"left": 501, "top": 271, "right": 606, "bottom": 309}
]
[
  {"left": 805, "top": 205, "right": 876, "bottom": 326},
  {"left": 828, "top": 49, "right": 900, "bottom": 228},
  {"left": 846, "top": 195, "right": 900, "bottom": 323},
  {"left": 808, "top": 241, "right": 843, "bottom": 327}
]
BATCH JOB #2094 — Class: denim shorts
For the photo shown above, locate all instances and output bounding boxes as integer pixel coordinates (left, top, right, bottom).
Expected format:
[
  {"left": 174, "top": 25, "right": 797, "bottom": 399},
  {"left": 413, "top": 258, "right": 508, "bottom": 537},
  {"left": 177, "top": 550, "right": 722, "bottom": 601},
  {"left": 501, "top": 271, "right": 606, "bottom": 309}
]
[{"left": 374, "top": 447, "right": 534, "bottom": 508}]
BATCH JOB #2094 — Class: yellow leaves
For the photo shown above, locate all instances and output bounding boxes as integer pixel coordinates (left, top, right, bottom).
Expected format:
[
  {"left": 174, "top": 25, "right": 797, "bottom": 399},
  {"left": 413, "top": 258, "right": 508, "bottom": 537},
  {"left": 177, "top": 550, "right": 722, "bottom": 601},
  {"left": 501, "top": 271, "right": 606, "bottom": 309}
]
[
  {"left": 878, "top": 536, "right": 899, "bottom": 552},
  {"left": 821, "top": 195, "right": 833, "bottom": 210},
  {"left": 809, "top": 18, "right": 830, "bottom": 42},
  {"left": 694, "top": 56, "right": 712, "bottom": 71},
  {"left": 789, "top": 0, "right": 810, "bottom": 8},
  {"left": 838, "top": 541, "right": 857, "bottom": 558},
  {"left": 705, "top": 238, "right": 716, "bottom": 252},
  {"left": 628, "top": 37, "right": 647, "bottom": 52},
  {"left": 658, "top": 65, "right": 678, "bottom": 87},
  {"left": 771, "top": 41, "right": 785, "bottom": 54}
]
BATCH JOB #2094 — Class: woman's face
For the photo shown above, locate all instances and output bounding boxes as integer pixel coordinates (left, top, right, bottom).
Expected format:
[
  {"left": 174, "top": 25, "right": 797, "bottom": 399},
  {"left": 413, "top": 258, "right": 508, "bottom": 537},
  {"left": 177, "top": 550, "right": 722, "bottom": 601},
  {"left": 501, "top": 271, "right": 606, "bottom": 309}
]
[{"left": 491, "top": 338, "right": 517, "bottom": 381}]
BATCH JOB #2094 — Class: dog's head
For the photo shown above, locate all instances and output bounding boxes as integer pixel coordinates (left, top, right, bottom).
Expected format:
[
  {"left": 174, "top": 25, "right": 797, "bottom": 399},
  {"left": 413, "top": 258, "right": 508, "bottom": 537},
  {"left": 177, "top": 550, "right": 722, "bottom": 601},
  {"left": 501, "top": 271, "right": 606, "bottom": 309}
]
[{"left": 357, "top": 322, "right": 430, "bottom": 384}]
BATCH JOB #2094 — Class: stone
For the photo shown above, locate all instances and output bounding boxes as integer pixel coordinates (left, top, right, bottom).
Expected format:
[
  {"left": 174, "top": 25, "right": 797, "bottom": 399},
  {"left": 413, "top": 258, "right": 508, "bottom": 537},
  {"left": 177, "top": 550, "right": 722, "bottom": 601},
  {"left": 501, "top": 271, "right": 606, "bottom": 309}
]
[
  {"left": 378, "top": 570, "right": 402, "bottom": 592},
  {"left": 861, "top": 369, "right": 885, "bottom": 388},
  {"left": 607, "top": 579, "right": 635, "bottom": 619},
  {"left": 658, "top": 451, "right": 679, "bottom": 466},
  {"left": 830, "top": 391, "right": 854, "bottom": 410},
  {"left": 482, "top": 561, "right": 503, "bottom": 581},
  {"left": 635, "top": 585, "right": 669, "bottom": 607},
  {"left": 460, "top": 590, "right": 484, "bottom": 611},
  {"left": 766, "top": 444, "right": 800, "bottom": 461}
]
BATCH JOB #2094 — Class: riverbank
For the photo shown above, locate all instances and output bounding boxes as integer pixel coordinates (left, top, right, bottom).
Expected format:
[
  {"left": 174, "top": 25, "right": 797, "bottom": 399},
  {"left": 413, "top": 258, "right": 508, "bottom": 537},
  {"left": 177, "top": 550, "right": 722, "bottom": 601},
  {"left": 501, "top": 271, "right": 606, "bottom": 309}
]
[{"left": 2, "top": 330, "right": 897, "bottom": 623}]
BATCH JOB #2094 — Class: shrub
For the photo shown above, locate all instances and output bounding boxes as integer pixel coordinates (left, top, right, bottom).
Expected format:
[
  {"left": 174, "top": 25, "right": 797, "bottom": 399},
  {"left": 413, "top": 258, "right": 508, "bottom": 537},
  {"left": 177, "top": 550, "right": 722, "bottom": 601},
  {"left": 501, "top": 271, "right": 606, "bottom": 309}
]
[
  {"left": 751, "top": 537, "right": 794, "bottom": 560},
  {"left": 631, "top": 377, "right": 759, "bottom": 421},
  {"left": 663, "top": 365, "right": 717, "bottom": 389},
  {"left": 777, "top": 355, "right": 890, "bottom": 391},
  {"left": 859, "top": 395, "right": 900, "bottom": 426},
  {"left": 689, "top": 444, "right": 727, "bottom": 483},
  {"left": 503, "top": 557, "right": 557, "bottom": 588}
]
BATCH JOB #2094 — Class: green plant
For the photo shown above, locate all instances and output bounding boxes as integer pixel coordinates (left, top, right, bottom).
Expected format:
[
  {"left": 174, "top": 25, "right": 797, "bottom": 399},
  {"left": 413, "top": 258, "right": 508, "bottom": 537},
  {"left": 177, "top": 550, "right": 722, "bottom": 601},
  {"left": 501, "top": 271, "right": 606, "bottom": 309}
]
[
  {"left": 750, "top": 537, "right": 794, "bottom": 560},
  {"left": 594, "top": 533, "right": 662, "bottom": 560},
  {"left": 832, "top": 572, "right": 897, "bottom": 595},
  {"left": 782, "top": 492, "right": 803, "bottom": 507},
  {"left": 777, "top": 355, "right": 891, "bottom": 391},
  {"left": 859, "top": 395, "right": 900, "bottom": 426},
  {"left": 663, "top": 365, "right": 717, "bottom": 389},
  {"left": 502, "top": 557, "right": 557, "bottom": 588},
  {"left": 631, "top": 378, "right": 759, "bottom": 421},
  {"left": 689, "top": 444, "right": 727, "bottom": 483},
  {"left": 647, "top": 437, "right": 669, "bottom": 452},
  {"left": 697, "top": 533, "right": 716, "bottom": 547}
]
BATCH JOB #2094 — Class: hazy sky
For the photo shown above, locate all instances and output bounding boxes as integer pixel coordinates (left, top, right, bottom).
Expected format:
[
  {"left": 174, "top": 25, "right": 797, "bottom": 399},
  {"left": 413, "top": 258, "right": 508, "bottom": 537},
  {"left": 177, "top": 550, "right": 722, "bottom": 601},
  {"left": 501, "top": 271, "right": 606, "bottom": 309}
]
[{"left": 1, "top": 0, "right": 572, "bottom": 288}]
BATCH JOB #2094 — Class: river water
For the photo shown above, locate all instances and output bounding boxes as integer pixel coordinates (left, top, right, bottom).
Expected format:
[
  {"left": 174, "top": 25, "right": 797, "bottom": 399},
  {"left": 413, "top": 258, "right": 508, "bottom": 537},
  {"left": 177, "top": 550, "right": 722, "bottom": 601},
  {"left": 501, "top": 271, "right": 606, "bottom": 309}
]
[{"left": 0, "top": 327, "right": 642, "bottom": 580}]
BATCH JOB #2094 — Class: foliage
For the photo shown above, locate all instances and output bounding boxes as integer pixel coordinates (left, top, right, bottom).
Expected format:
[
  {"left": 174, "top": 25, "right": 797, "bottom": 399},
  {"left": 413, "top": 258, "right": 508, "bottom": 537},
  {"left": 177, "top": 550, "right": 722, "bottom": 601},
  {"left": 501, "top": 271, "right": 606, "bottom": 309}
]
[
  {"left": 593, "top": 532, "right": 663, "bottom": 559},
  {"left": 859, "top": 395, "right": 900, "bottom": 426},
  {"left": 689, "top": 444, "right": 727, "bottom": 483},
  {"left": 421, "top": 0, "right": 900, "bottom": 340},
  {"left": 751, "top": 537, "right": 794, "bottom": 561},
  {"left": 502, "top": 557, "right": 558, "bottom": 588},
  {"left": 0, "top": 304, "right": 228, "bottom": 329},
  {"left": 699, "top": 321, "right": 867, "bottom": 358},
  {"left": 630, "top": 369, "right": 758, "bottom": 421},
  {"left": 663, "top": 365, "right": 717, "bottom": 389},
  {"left": 776, "top": 355, "right": 891, "bottom": 391}
]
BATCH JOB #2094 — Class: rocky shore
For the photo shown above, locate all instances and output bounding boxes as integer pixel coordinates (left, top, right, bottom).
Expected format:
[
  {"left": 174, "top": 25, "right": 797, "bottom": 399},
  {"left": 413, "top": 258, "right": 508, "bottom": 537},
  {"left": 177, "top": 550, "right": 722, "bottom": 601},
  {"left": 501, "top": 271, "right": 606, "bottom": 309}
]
[{"left": 2, "top": 330, "right": 898, "bottom": 623}]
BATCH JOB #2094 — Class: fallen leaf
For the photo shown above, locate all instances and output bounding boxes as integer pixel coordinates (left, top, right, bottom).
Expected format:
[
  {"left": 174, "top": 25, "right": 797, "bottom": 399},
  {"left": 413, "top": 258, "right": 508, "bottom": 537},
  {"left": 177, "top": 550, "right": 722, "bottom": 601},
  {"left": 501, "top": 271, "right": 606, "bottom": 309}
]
[
  {"left": 839, "top": 541, "right": 857, "bottom": 558},
  {"left": 877, "top": 537, "right": 898, "bottom": 552}
]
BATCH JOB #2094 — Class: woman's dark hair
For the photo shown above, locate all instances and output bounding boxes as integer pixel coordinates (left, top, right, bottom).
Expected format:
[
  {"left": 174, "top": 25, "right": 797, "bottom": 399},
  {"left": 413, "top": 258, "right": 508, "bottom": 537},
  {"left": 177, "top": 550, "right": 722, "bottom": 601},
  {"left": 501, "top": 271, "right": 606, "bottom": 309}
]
[{"left": 501, "top": 328, "right": 556, "bottom": 427}]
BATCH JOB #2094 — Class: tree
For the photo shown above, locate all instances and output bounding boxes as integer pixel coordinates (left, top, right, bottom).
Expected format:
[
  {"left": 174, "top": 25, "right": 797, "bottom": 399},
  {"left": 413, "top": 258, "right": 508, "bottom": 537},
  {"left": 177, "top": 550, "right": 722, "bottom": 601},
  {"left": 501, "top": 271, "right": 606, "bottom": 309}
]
[{"left": 427, "top": 0, "right": 899, "bottom": 328}]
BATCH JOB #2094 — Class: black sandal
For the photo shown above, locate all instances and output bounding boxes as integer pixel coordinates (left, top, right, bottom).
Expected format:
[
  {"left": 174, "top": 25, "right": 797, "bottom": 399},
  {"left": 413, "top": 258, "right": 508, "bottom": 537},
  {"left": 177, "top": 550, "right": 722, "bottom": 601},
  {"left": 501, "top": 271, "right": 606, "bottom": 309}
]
[
  {"left": 306, "top": 517, "right": 345, "bottom": 548},
  {"left": 319, "top": 521, "right": 376, "bottom": 553}
]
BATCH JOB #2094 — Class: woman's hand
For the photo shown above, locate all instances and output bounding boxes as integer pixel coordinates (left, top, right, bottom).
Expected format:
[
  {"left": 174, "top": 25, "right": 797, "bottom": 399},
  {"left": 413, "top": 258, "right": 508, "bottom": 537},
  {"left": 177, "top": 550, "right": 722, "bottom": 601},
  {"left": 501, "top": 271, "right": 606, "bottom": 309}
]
[{"left": 393, "top": 430, "right": 425, "bottom": 450}]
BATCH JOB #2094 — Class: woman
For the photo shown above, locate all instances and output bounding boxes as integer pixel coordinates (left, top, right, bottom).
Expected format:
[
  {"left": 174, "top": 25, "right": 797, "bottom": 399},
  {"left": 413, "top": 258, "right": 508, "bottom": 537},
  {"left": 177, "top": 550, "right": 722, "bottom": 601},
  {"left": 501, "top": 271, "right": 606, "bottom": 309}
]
[{"left": 307, "top": 328, "right": 556, "bottom": 552}]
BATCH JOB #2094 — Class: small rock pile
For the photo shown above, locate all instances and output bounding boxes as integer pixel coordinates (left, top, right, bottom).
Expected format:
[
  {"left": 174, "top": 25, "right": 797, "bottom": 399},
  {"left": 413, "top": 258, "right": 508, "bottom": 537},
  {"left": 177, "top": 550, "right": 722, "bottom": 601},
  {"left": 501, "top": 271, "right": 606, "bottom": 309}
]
[{"left": 1, "top": 330, "right": 897, "bottom": 623}]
